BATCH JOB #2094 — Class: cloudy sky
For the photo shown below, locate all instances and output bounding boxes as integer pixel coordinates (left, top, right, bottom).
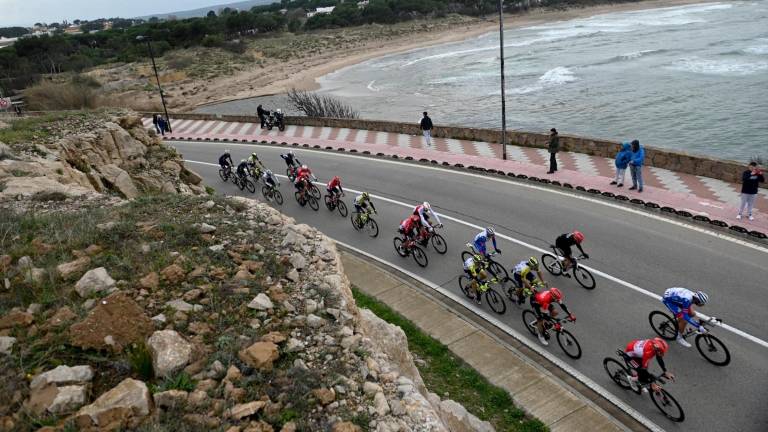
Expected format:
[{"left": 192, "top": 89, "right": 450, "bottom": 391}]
[{"left": 0, "top": 0, "right": 224, "bottom": 26}]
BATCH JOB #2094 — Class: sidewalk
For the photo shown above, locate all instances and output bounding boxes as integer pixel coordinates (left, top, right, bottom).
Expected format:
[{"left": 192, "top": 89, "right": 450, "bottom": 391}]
[
  {"left": 340, "top": 250, "right": 643, "bottom": 432},
  {"left": 144, "top": 118, "right": 768, "bottom": 234}
]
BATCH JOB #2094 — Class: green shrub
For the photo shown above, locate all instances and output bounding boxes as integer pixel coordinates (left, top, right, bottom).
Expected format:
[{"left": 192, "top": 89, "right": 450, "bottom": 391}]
[
  {"left": 126, "top": 342, "right": 154, "bottom": 381},
  {"left": 155, "top": 372, "right": 196, "bottom": 393},
  {"left": 202, "top": 35, "right": 224, "bottom": 47}
]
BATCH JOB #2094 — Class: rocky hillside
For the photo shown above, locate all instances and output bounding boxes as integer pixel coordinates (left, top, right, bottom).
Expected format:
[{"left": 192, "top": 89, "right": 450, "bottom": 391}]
[
  {"left": 0, "top": 113, "right": 492, "bottom": 431},
  {"left": 0, "top": 111, "right": 206, "bottom": 202}
]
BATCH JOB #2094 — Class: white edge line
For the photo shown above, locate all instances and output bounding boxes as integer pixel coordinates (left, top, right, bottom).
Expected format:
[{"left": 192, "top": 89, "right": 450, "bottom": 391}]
[
  {"left": 186, "top": 157, "right": 768, "bottom": 351},
  {"left": 333, "top": 238, "right": 665, "bottom": 432}
]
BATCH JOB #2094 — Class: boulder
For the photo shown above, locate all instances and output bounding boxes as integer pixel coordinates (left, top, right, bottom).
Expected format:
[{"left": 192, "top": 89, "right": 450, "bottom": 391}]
[
  {"left": 160, "top": 264, "right": 186, "bottom": 285},
  {"left": 0, "top": 336, "right": 16, "bottom": 355},
  {"left": 31, "top": 365, "right": 94, "bottom": 390},
  {"left": 228, "top": 400, "right": 265, "bottom": 420},
  {"left": 166, "top": 299, "right": 201, "bottom": 312},
  {"left": 153, "top": 390, "right": 188, "bottom": 409},
  {"left": 289, "top": 253, "right": 306, "bottom": 270},
  {"left": 247, "top": 293, "right": 274, "bottom": 310},
  {"left": 0, "top": 176, "right": 96, "bottom": 200},
  {"left": 69, "top": 292, "right": 153, "bottom": 351},
  {"left": 44, "top": 306, "right": 77, "bottom": 328},
  {"left": 0, "top": 310, "right": 34, "bottom": 329},
  {"left": 195, "top": 223, "right": 216, "bottom": 234},
  {"left": 97, "top": 164, "right": 139, "bottom": 199},
  {"left": 286, "top": 268, "right": 299, "bottom": 282},
  {"left": 373, "top": 392, "right": 390, "bottom": 416},
  {"left": 332, "top": 422, "right": 362, "bottom": 432},
  {"left": 147, "top": 330, "right": 194, "bottom": 378},
  {"left": 27, "top": 384, "right": 88, "bottom": 415},
  {"left": 56, "top": 257, "right": 91, "bottom": 280},
  {"left": 75, "top": 378, "right": 151, "bottom": 426},
  {"left": 437, "top": 399, "right": 494, "bottom": 432},
  {"left": 74, "top": 267, "right": 115, "bottom": 297},
  {"left": 238, "top": 341, "right": 279, "bottom": 371},
  {"left": 181, "top": 167, "right": 203, "bottom": 185},
  {"left": 139, "top": 272, "right": 159, "bottom": 290}
]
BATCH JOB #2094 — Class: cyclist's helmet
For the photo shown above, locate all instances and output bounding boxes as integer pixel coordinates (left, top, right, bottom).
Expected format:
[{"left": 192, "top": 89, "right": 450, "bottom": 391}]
[
  {"left": 572, "top": 230, "right": 585, "bottom": 244},
  {"left": 549, "top": 287, "right": 563, "bottom": 301},
  {"left": 240, "top": 159, "right": 246, "bottom": 163},
  {"left": 486, "top": 226, "right": 496, "bottom": 236},
  {"left": 266, "top": 169, "right": 273, "bottom": 176},
  {"left": 694, "top": 291, "right": 709, "bottom": 305},
  {"left": 528, "top": 257, "right": 539, "bottom": 270},
  {"left": 333, "top": 175, "right": 341, "bottom": 182},
  {"left": 288, "top": 150, "right": 295, "bottom": 156},
  {"left": 652, "top": 337, "right": 669, "bottom": 356},
  {"left": 251, "top": 152, "right": 257, "bottom": 159},
  {"left": 361, "top": 192, "right": 369, "bottom": 200},
  {"left": 301, "top": 164, "right": 308, "bottom": 169},
  {"left": 224, "top": 149, "right": 230, "bottom": 154},
  {"left": 276, "top": 108, "right": 282, "bottom": 114},
  {"left": 423, "top": 201, "right": 431, "bottom": 211}
]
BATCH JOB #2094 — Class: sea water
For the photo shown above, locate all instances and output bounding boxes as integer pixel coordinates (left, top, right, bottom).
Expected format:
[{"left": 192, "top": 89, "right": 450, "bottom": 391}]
[{"left": 317, "top": 1, "right": 768, "bottom": 161}]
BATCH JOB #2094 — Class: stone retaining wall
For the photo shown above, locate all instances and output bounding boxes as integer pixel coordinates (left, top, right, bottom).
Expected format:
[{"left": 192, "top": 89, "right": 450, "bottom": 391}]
[{"left": 152, "top": 112, "right": 753, "bottom": 186}]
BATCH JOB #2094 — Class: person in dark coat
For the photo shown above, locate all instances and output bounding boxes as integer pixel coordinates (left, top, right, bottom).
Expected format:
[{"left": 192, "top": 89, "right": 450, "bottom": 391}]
[
  {"left": 547, "top": 128, "right": 559, "bottom": 174},
  {"left": 257, "top": 104, "right": 266, "bottom": 129},
  {"left": 157, "top": 116, "right": 167, "bottom": 136},
  {"left": 152, "top": 114, "right": 160, "bottom": 134},
  {"left": 420, "top": 112, "right": 433, "bottom": 146},
  {"left": 738, "top": 161, "right": 765, "bottom": 221}
]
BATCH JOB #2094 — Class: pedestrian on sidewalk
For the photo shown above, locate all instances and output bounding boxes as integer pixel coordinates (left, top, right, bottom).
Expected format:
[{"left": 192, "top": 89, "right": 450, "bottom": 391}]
[
  {"left": 257, "top": 104, "right": 266, "bottom": 129},
  {"left": 420, "top": 112, "right": 433, "bottom": 147},
  {"left": 152, "top": 114, "right": 161, "bottom": 134},
  {"left": 611, "top": 142, "right": 632, "bottom": 187},
  {"left": 628, "top": 139, "right": 644, "bottom": 192},
  {"left": 738, "top": 161, "right": 765, "bottom": 221},
  {"left": 547, "top": 128, "right": 559, "bottom": 174},
  {"left": 157, "top": 116, "right": 167, "bottom": 136}
]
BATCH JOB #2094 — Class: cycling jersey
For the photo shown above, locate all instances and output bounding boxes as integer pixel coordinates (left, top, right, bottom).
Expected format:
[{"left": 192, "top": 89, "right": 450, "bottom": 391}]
[
  {"left": 281, "top": 153, "right": 300, "bottom": 168},
  {"left": 473, "top": 230, "right": 497, "bottom": 256},
  {"left": 555, "top": 233, "right": 584, "bottom": 258},
  {"left": 463, "top": 257, "right": 479, "bottom": 276},
  {"left": 262, "top": 172, "right": 278, "bottom": 188},
  {"left": 354, "top": 195, "right": 376, "bottom": 213},
  {"left": 662, "top": 287, "right": 700, "bottom": 329},
  {"left": 219, "top": 154, "right": 233, "bottom": 168},
  {"left": 247, "top": 154, "right": 262, "bottom": 167},
  {"left": 413, "top": 205, "right": 442, "bottom": 227},
  {"left": 236, "top": 162, "right": 249, "bottom": 177},
  {"left": 327, "top": 177, "right": 343, "bottom": 194},
  {"left": 400, "top": 215, "right": 420, "bottom": 237},
  {"left": 625, "top": 339, "right": 667, "bottom": 374},
  {"left": 513, "top": 261, "right": 536, "bottom": 286},
  {"left": 531, "top": 290, "right": 571, "bottom": 319}
]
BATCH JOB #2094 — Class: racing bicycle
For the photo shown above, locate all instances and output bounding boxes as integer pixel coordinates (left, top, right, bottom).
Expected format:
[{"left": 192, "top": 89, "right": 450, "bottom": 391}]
[
  {"left": 393, "top": 235, "right": 428, "bottom": 267},
  {"left": 541, "top": 245, "right": 595, "bottom": 289},
  {"left": 522, "top": 309, "right": 581, "bottom": 358},
  {"left": 324, "top": 192, "right": 348, "bottom": 217},
  {"left": 458, "top": 274, "right": 507, "bottom": 315},
  {"left": 648, "top": 311, "right": 730, "bottom": 366},
  {"left": 351, "top": 209, "right": 379, "bottom": 238},
  {"left": 460, "top": 245, "right": 509, "bottom": 280},
  {"left": 261, "top": 184, "right": 283, "bottom": 205}
]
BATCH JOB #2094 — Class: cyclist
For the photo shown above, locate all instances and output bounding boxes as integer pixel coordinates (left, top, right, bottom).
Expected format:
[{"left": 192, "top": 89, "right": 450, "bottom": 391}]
[
  {"left": 472, "top": 227, "right": 501, "bottom": 259},
  {"left": 218, "top": 150, "right": 233, "bottom": 170},
  {"left": 624, "top": 338, "right": 675, "bottom": 392},
  {"left": 327, "top": 175, "right": 344, "bottom": 201},
  {"left": 398, "top": 214, "right": 421, "bottom": 245},
  {"left": 555, "top": 230, "right": 588, "bottom": 274},
  {"left": 511, "top": 257, "right": 547, "bottom": 304},
  {"left": 247, "top": 152, "right": 265, "bottom": 176},
  {"left": 235, "top": 159, "right": 250, "bottom": 182},
  {"left": 354, "top": 192, "right": 377, "bottom": 220},
  {"left": 530, "top": 287, "right": 575, "bottom": 346},
  {"left": 661, "top": 288, "right": 711, "bottom": 348},
  {"left": 463, "top": 255, "right": 489, "bottom": 305},
  {"left": 413, "top": 202, "right": 443, "bottom": 242},
  {"left": 262, "top": 169, "right": 280, "bottom": 190},
  {"left": 281, "top": 150, "right": 301, "bottom": 178},
  {"left": 296, "top": 164, "right": 317, "bottom": 183}
]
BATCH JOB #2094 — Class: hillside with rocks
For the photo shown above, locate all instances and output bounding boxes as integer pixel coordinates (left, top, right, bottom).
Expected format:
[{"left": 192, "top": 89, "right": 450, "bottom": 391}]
[{"left": 0, "top": 114, "right": 494, "bottom": 431}]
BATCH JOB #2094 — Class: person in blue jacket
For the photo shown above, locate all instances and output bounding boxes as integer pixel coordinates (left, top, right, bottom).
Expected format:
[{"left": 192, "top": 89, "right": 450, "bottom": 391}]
[
  {"left": 610, "top": 142, "right": 632, "bottom": 187},
  {"left": 628, "top": 139, "right": 644, "bottom": 192}
]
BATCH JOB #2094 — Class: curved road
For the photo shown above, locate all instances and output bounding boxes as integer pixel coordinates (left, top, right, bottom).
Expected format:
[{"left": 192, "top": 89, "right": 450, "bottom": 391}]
[{"left": 172, "top": 140, "right": 768, "bottom": 432}]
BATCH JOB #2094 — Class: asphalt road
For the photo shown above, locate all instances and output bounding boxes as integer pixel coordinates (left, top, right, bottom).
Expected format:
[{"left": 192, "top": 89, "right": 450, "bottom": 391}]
[{"left": 171, "top": 140, "right": 768, "bottom": 432}]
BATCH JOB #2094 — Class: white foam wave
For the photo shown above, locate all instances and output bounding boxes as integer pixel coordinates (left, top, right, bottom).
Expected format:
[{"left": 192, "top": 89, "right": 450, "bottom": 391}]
[
  {"left": 620, "top": 49, "right": 663, "bottom": 59},
  {"left": 666, "top": 57, "right": 768, "bottom": 76},
  {"left": 509, "top": 67, "right": 578, "bottom": 95},
  {"left": 743, "top": 38, "right": 768, "bottom": 55},
  {"left": 366, "top": 80, "right": 380, "bottom": 92}
]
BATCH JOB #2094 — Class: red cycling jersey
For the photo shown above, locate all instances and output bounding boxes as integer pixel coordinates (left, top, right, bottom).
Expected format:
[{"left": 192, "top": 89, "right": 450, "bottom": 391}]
[
  {"left": 533, "top": 290, "right": 556, "bottom": 311},
  {"left": 297, "top": 167, "right": 312, "bottom": 179},
  {"left": 400, "top": 215, "right": 420, "bottom": 233},
  {"left": 327, "top": 177, "right": 341, "bottom": 189},
  {"left": 625, "top": 339, "right": 658, "bottom": 369}
]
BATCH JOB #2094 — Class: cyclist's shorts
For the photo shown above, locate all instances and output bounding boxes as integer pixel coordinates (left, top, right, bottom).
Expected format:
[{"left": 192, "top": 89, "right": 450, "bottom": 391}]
[
  {"left": 555, "top": 237, "right": 572, "bottom": 257},
  {"left": 354, "top": 204, "right": 364, "bottom": 213},
  {"left": 513, "top": 272, "right": 535, "bottom": 287},
  {"left": 663, "top": 299, "right": 689, "bottom": 319}
]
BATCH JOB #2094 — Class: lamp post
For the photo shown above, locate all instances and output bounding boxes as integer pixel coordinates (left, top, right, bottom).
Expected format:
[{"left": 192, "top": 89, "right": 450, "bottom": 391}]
[
  {"left": 136, "top": 35, "right": 171, "bottom": 132},
  {"left": 498, "top": 0, "right": 507, "bottom": 160}
]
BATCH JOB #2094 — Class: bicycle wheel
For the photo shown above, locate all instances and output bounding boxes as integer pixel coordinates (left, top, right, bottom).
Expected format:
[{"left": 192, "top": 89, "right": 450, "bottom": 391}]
[
  {"left": 541, "top": 253, "right": 563, "bottom": 276},
  {"left": 393, "top": 237, "right": 407, "bottom": 257},
  {"left": 218, "top": 168, "right": 229, "bottom": 181},
  {"left": 488, "top": 259, "right": 509, "bottom": 280},
  {"left": 485, "top": 289, "right": 506, "bottom": 315},
  {"left": 573, "top": 266, "right": 596, "bottom": 290},
  {"left": 324, "top": 194, "right": 334, "bottom": 210},
  {"left": 273, "top": 190, "right": 283, "bottom": 205},
  {"left": 364, "top": 218, "right": 379, "bottom": 238},
  {"left": 337, "top": 200, "right": 348, "bottom": 217},
  {"left": 556, "top": 329, "right": 582, "bottom": 359},
  {"left": 244, "top": 179, "right": 256, "bottom": 194},
  {"left": 351, "top": 213, "right": 363, "bottom": 231},
  {"left": 503, "top": 278, "right": 523, "bottom": 304},
  {"left": 648, "top": 311, "right": 678, "bottom": 340},
  {"left": 308, "top": 196, "right": 319, "bottom": 211},
  {"left": 430, "top": 233, "right": 448, "bottom": 254},
  {"left": 286, "top": 167, "right": 294, "bottom": 181},
  {"left": 310, "top": 184, "right": 321, "bottom": 200},
  {"left": 521, "top": 310, "right": 538, "bottom": 336},
  {"left": 650, "top": 388, "right": 685, "bottom": 422},
  {"left": 458, "top": 275, "right": 473, "bottom": 299},
  {"left": 695, "top": 334, "right": 730, "bottom": 366},
  {"left": 411, "top": 246, "right": 428, "bottom": 267},
  {"left": 261, "top": 185, "right": 270, "bottom": 200},
  {"left": 237, "top": 177, "right": 246, "bottom": 191},
  {"left": 294, "top": 191, "right": 305, "bottom": 206},
  {"left": 602, "top": 358, "right": 632, "bottom": 389},
  {"left": 460, "top": 251, "right": 473, "bottom": 263}
]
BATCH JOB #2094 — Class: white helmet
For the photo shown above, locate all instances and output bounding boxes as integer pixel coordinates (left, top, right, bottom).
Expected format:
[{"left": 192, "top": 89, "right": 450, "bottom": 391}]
[
  {"left": 241, "top": 159, "right": 246, "bottom": 163},
  {"left": 288, "top": 150, "right": 295, "bottom": 156},
  {"left": 423, "top": 201, "right": 431, "bottom": 210},
  {"left": 694, "top": 291, "right": 709, "bottom": 305},
  {"left": 301, "top": 164, "right": 308, "bottom": 169},
  {"left": 266, "top": 169, "right": 273, "bottom": 176},
  {"left": 276, "top": 108, "right": 282, "bottom": 114},
  {"left": 486, "top": 227, "right": 495, "bottom": 236},
  {"left": 225, "top": 149, "right": 230, "bottom": 154}
]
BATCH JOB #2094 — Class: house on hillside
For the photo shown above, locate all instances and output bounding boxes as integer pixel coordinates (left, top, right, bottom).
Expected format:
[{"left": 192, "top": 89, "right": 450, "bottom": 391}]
[
  {"left": 64, "top": 25, "right": 82, "bottom": 35},
  {"left": 357, "top": 0, "right": 369, "bottom": 8},
  {"left": 307, "top": 6, "right": 335, "bottom": 18}
]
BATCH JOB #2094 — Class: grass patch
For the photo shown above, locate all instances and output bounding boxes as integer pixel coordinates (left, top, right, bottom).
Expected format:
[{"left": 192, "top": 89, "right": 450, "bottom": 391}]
[
  {"left": 126, "top": 342, "right": 154, "bottom": 381},
  {"left": 351, "top": 287, "right": 548, "bottom": 432},
  {"left": 153, "top": 372, "right": 196, "bottom": 393},
  {"left": 0, "top": 113, "right": 71, "bottom": 146}
]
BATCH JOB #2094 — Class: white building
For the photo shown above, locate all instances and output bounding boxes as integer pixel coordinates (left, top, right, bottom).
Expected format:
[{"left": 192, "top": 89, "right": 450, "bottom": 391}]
[{"left": 307, "top": 6, "right": 335, "bottom": 18}]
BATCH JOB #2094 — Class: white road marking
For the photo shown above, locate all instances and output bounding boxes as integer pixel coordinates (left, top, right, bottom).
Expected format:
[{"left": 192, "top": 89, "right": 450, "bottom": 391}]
[
  {"left": 651, "top": 167, "right": 692, "bottom": 195},
  {"left": 185, "top": 154, "right": 768, "bottom": 350}
]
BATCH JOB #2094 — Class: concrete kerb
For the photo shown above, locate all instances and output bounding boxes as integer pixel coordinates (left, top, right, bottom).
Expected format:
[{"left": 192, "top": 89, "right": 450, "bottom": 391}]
[
  {"left": 163, "top": 135, "right": 768, "bottom": 246},
  {"left": 336, "top": 244, "right": 658, "bottom": 432}
]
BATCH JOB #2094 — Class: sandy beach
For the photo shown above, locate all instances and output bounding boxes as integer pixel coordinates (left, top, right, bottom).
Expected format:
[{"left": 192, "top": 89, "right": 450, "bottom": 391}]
[{"left": 189, "top": 0, "right": 720, "bottom": 110}]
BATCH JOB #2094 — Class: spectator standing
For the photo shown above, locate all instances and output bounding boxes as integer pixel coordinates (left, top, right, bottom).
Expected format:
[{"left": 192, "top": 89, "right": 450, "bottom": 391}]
[
  {"left": 152, "top": 114, "right": 160, "bottom": 134},
  {"left": 547, "top": 128, "right": 559, "bottom": 174},
  {"left": 14, "top": 104, "right": 22, "bottom": 117},
  {"left": 257, "top": 104, "right": 266, "bottom": 129},
  {"left": 420, "top": 112, "right": 433, "bottom": 147},
  {"left": 610, "top": 142, "right": 632, "bottom": 187},
  {"left": 157, "top": 116, "right": 167, "bottom": 136},
  {"left": 738, "top": 161, "right": 765, "bottom": 221},
  {"left": 628, "top": 139, "right": 644, "bottom": 192}
]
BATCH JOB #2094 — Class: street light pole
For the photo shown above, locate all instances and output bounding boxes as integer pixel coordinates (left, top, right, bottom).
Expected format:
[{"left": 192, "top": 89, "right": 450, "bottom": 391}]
[
  {"left": 498, "top": 0, "right": 507, "bottom": 160},
  {"left": 137, "top": 35, "right": 172, "bottom": 132}
]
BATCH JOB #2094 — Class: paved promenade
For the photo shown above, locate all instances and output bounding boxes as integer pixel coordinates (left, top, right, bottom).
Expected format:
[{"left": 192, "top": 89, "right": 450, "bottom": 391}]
[{"left": 143, "top": 118, "right": 768, "bottom": 233}]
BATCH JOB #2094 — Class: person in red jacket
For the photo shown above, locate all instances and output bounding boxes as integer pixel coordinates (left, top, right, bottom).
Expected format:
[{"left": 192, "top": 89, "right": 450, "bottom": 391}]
[
  {"left": 327, "top": 175, "right": 344, "bottom": 201},
  {"left": 530, "top": 287, "right": 575, "bottom": 346},
  {"left": 399, "top": 215, "right": 420, "bottom": 244},
  {"left": 624, "top": 338, "right": 675, "bottom": 392},
  {"left": 294, "top": 164, "right": 316, "bottom": 194}
]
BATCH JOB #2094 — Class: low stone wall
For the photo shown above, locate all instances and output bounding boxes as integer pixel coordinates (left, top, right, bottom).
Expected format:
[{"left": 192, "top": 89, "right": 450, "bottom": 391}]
[{"left": 153, "top": 112, "right": 752, "bottom": 186}]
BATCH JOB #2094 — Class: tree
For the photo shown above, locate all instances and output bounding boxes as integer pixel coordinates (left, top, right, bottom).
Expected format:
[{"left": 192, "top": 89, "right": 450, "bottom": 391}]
[
  {"left": 207, "top": 10, "right": 217, "bottom": 18},
  {"left": 0, "top": 27, "right": 30, "bottom": 38}
]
